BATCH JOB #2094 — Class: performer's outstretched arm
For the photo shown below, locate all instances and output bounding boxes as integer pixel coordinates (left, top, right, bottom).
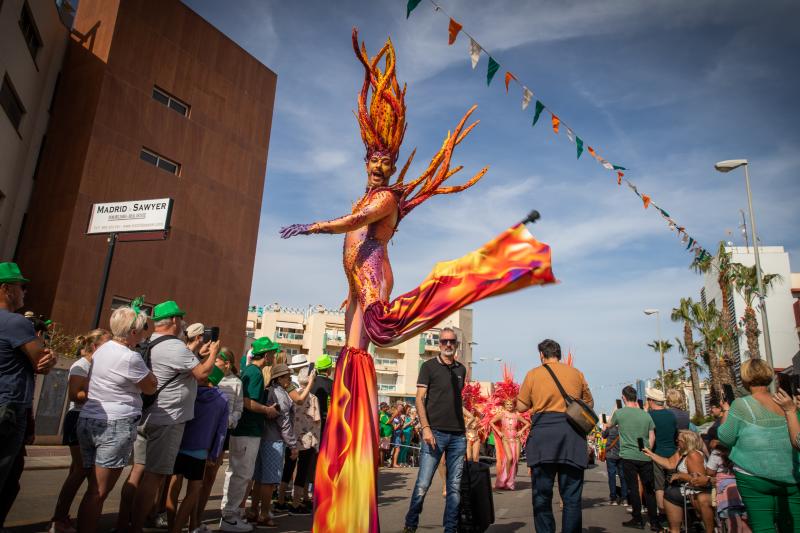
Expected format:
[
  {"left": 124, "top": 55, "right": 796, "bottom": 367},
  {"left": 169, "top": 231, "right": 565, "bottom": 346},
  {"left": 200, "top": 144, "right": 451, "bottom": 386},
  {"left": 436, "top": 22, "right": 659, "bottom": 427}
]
[{"left": 279, "top": 190, "right": 397, "bottom": 238}]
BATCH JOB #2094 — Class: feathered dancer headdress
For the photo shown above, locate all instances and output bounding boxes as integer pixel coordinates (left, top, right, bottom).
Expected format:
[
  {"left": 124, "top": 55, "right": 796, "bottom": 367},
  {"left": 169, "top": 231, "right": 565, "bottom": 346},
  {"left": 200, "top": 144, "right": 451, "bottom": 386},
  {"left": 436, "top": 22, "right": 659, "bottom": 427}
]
[
  {"left": 492, "top": 366, "right": 520, "bottom": 403},
  {"left": 462, "top": 381, "right": 486, "bottom": 412},
  {"left": 352, "top": 28, "right": 488, "bottom": 221}
]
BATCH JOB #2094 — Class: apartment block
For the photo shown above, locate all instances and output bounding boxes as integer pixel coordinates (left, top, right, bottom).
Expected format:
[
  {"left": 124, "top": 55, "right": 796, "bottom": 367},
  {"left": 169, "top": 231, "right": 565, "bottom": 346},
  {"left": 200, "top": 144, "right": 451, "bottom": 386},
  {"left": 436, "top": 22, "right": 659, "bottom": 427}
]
[{"left": 246, "top": 304, "right": 474, "bottom": 403}]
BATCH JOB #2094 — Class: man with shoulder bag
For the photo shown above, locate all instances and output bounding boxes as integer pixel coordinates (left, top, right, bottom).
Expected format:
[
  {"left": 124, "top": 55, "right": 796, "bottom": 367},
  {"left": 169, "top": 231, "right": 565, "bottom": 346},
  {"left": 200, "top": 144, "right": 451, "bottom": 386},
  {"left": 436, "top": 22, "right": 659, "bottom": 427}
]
[{"left": 516, "top": 339, "right": 595, "bottom": 533}]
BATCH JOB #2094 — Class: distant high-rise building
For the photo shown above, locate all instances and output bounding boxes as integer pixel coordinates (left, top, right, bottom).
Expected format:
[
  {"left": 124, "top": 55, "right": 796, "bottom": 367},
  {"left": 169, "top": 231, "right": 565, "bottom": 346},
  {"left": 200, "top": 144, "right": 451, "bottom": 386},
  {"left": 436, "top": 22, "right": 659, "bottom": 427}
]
[{"left": 14, "top": 0, "right": 277, "bottom": 354}]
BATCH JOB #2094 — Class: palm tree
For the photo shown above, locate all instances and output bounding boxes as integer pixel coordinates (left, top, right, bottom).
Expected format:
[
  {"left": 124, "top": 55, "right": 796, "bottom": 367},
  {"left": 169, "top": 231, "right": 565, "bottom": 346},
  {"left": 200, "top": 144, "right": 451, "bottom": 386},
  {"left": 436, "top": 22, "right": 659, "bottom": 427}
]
[
  {"left": 730, "top": 263, "right": 781, "bottom": 360},
  {"left": 691, "top": 301, "right": 732, "bottom": 397},
  {"left": 647, "top": 340, "right": 672, "bottom": 393},
  {"left": 671, "top": 298, "right": 704, "bottom": 417},
  {"left": 690, "top": 242, "right": 738, "bottom": 385},
  {"left": 652, "top": 368, "right": 688, "bottom": 392}
]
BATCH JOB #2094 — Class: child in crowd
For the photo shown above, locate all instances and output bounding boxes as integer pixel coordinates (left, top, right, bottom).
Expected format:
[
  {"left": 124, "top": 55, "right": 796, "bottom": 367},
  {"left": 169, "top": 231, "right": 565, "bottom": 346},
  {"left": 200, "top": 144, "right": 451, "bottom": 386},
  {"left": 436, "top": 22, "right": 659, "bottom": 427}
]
[
  {"left": 706, "top": 442, "right": 751, "bottom": 533},
  {"left": 166, "top": 365, "right": 228, "bottom": 533},
  {"left": 197, "top": 349, "right": 243, "bottom": 522},
  {"left": 275, "top": 366, "right": 321, "bottom": 515},
  {"left": 249, "top": 364, "right": 298, "bottom": 528}
]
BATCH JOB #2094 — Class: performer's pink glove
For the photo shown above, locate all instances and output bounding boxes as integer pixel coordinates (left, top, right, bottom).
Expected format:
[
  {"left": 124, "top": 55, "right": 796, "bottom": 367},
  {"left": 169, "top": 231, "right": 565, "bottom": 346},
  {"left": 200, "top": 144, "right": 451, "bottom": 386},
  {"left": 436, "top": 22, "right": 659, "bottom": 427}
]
[{"left": 279, "top": 223, "right": 312, "bottom": 239}]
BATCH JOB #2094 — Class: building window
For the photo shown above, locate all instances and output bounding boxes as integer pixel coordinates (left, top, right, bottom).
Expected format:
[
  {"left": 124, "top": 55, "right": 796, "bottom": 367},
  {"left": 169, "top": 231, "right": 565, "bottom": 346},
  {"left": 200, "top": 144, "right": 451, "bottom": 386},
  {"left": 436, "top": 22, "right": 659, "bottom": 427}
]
[
  {"left": 140, "top": 148, "right": 180, "bottom": 175},
  {"left": 19, "top": 2, "right": 43, "bottom": 63},
  {"left": 152, "top": 86, "right": 189, "bottom": 117},
  {"left": 0, "top": 74, "right": 25, "bottom": 131}
]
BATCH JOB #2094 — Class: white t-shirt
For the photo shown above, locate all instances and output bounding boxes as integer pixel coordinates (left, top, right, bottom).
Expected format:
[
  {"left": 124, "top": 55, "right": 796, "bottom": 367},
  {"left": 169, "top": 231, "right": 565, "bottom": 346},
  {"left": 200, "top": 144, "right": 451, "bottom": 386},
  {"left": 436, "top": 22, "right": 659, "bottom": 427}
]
[
  {"left": 67, "top": 357, "right": 92, "bottom": 411},
  {"left": 81, "top": 340, "right": 151, "bottom": 420},
  {"left": 143, "top": 334, "right": 199, "bottom": 425}
]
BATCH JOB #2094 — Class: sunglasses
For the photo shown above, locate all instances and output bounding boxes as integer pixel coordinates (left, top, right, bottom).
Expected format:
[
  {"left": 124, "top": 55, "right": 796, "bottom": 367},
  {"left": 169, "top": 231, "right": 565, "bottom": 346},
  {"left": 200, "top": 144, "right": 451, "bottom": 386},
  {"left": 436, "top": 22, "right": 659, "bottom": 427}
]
[{"left": 440, "top": 339, "right": 458, "bottom": 346}]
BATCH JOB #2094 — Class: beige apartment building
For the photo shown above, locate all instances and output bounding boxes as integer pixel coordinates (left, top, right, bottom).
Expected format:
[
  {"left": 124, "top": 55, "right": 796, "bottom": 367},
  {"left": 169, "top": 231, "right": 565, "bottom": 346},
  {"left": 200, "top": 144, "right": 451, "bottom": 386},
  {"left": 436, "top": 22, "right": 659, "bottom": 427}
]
[{"left": 246, "top": 304, "right": 474, "bottom": 403}]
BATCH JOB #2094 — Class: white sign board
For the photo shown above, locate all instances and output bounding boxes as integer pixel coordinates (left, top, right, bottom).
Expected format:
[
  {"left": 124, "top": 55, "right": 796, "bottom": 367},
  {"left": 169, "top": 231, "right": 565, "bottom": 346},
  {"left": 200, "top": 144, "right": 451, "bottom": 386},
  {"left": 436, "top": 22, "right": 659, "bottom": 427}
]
[{"left": 87, "top": 198, "right": 173, "bottom": 234}]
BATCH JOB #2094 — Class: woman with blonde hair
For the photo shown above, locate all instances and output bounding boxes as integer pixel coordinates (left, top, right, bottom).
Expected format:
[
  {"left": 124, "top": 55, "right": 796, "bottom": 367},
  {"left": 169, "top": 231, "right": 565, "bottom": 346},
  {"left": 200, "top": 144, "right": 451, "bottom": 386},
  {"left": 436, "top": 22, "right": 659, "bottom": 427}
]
[
  {"left": 718, "top": 358, "right": 800, "bottom": 532},
  {"left": 643, "top": 430, "right": 714, "bottom": 533},
  {"left": 49, "top": 329, "right": 111, "bottom": 533}
]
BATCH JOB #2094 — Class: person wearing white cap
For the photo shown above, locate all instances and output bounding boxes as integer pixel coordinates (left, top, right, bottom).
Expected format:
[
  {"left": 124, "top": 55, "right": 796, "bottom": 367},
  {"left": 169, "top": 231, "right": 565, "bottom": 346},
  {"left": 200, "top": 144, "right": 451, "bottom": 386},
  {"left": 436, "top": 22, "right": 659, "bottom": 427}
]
[
  {"left": 645, "top": 387, "right": 677, "bottom": 525},
  {"left": 285, "top": 355, "right": 316, "bottom": 406}
]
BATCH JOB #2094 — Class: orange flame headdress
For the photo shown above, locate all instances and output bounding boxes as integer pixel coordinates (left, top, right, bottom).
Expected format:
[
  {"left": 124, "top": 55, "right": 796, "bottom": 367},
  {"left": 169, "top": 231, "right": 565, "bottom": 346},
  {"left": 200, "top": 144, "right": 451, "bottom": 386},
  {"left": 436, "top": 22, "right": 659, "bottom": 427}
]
[
  {"left": 353, "top": 28, "right": 488, "bottom": 221},
  {"left": 352, "top": 29, "right": 406, "bottom": 162}
]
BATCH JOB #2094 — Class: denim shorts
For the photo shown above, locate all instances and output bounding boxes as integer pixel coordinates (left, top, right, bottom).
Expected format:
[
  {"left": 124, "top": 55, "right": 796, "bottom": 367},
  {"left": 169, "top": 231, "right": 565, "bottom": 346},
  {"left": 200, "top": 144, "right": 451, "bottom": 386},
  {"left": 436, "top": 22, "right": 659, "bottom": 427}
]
[
  {"left": 77, "top": 416, "right": 138, "bottom": 469},
  {"left": 253, "top": 440, "right": 285, "bottom": 485}
]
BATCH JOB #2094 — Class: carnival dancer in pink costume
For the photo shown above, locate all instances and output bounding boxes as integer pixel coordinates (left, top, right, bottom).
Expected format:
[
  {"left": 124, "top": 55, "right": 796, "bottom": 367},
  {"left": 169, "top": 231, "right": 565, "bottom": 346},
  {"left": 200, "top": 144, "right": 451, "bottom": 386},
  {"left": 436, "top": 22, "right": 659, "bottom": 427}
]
[{"left": 487, "top": 368, "right": 530, "bottom": 490}]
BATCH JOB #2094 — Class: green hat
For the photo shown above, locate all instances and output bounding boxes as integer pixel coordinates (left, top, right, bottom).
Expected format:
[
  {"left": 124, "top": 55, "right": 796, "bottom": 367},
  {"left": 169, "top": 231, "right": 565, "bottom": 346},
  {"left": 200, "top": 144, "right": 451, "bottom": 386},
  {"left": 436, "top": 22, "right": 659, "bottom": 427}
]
[
  {"left": 316, "top": 353, "right": 333, "bottom": 370},
  {"left": 218, "top": 350, "right": 229, "bottom": 362},
  {"left": 152, "top": 300, "right": 186, "bottom": 321},
  {"left": 251, "top": 336, "right": 281, "bottom": 356},
  {"left": 0, "top": 262, "right": 29, "bottom": 284},
  {"left": 208, "top": 365, "right": 225, "bottom": 386}
]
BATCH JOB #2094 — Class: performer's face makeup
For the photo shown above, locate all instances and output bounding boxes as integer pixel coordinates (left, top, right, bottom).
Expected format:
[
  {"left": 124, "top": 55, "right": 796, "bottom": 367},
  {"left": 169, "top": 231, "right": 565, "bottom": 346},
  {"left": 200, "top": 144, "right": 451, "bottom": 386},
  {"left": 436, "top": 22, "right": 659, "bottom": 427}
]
[{"left": 366, "top": 154, "right": 395, "bottom": 188}]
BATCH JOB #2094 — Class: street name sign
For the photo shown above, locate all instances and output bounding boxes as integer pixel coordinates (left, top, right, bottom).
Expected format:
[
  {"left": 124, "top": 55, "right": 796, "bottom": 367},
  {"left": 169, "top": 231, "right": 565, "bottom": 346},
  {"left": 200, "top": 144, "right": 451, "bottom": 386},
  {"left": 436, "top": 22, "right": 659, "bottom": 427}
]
[{"left": 87, "top": 198, "right": 174, "bottom": 234}]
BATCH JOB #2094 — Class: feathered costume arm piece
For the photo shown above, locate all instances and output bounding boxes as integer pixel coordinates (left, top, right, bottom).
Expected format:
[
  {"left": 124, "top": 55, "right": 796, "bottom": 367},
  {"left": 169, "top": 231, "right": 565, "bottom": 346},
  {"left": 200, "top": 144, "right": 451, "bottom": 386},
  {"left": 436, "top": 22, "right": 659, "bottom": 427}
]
[{"left": 351, "top": 28, "right": 488, "bottom": 222}]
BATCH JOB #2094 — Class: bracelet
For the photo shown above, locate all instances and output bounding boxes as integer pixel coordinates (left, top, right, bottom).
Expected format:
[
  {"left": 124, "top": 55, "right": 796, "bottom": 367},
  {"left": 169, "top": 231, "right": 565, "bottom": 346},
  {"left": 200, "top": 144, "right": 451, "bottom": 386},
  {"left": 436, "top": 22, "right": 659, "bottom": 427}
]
[{"left": 422, "top": 425, "right": 430, "bottom": 430}]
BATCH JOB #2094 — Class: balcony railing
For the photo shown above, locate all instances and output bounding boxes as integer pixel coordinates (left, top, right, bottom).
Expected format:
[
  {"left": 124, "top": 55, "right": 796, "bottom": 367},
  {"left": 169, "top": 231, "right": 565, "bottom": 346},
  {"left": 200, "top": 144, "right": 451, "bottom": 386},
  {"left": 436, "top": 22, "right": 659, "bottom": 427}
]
[
  {"left": 378, "top": 384, "right": 397, "bottom": 392},
  {"left": 276, "top": 332, "right": 304, "bottom": 341}
]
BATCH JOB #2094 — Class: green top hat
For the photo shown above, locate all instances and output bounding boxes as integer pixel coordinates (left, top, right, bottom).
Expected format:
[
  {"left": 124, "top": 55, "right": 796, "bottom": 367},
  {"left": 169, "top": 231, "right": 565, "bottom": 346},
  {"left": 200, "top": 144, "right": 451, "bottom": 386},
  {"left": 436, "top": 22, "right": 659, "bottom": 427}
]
[
  {"left": 251, "top": 336, "right": 281, "bottom": 356},
  {"left": 0, "top": 263, "right": 29, "bottom": 284},
  {"left": 152, "top": 300, "right": 186, "bottom": 321},
  {"left": 315, "top": 353, "right": 334, "bottom": 370}
]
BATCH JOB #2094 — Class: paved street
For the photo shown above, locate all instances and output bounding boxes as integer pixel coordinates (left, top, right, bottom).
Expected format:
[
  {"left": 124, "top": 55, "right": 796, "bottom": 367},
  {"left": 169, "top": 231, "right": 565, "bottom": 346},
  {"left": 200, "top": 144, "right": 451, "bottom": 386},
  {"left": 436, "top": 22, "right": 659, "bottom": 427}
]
[{"left": 6, "top": 459, "right": 633, "bottom": 532}]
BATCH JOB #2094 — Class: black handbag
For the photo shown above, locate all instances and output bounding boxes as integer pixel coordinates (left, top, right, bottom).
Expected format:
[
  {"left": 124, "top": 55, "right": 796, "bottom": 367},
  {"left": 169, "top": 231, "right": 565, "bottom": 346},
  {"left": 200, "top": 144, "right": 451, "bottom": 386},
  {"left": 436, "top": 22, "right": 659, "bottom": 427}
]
[{"left": 542, "top": 364, "right": 598, "bottom": 436}]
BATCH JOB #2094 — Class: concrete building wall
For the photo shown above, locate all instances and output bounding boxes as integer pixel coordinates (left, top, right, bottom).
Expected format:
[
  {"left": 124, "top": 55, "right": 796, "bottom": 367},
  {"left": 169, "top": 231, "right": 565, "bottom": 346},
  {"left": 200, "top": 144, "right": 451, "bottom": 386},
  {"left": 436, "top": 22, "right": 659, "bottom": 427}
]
[
  {"left": 0, "top": 0, "right": 70, "bottom": 258},
  {"left": 702, "top": 246, "right": 800, "bottom": 371},
  {"left": 246, "top": 304, "right": 474, "bottom": 402},
  {"left": 14, "top": 0, "right": 277, "bottom": 355}
]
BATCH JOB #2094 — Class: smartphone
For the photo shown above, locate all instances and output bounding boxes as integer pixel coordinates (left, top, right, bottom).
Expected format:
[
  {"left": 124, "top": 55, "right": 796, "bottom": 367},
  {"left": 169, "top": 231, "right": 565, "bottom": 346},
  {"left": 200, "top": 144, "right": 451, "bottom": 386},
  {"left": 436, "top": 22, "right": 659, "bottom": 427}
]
[
  {"left": 616, "top": 399, "right": 622, "bottom": 410},
  {"left": 723, "top": 384, "right": 735, "bottom": 405},
  {"left": 602, "top": 414, "right": 607, "bottom": 424},
  {"left": 203, "top": 326, "right": 220, "bottom": 343},
  {"left": 637, "top": 437, "right": 645, "bottom": 451},
  {"left": 637, "top": 399, "right": 643, "bottom": 409},
  {"left": 308, "top": 362, "right": 315, "bottom": 372},
  {"left": 778, "top": 373, "right": 794, "bottom": 395},
  {"left": 794, "top": 375, "right": 800, "bottom": 396}
]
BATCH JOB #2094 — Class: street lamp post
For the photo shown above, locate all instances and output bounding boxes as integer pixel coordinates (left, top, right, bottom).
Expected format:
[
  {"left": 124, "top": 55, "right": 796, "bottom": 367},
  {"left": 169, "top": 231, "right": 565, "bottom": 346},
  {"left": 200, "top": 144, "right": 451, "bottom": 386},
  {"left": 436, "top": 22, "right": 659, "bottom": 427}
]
[
  {"left": 644, "top": 309, "right": 667, "bottom": 398},
  {"left": 715, "top": 160, "right": 774, "bottom": 375}
]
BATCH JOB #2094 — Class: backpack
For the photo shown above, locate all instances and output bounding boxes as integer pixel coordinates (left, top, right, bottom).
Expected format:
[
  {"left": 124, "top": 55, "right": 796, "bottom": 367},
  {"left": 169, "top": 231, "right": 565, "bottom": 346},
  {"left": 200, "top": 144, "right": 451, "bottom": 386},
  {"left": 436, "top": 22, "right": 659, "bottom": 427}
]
[{"left": 137, "top": 335, "right": 180, "bottom": 411}]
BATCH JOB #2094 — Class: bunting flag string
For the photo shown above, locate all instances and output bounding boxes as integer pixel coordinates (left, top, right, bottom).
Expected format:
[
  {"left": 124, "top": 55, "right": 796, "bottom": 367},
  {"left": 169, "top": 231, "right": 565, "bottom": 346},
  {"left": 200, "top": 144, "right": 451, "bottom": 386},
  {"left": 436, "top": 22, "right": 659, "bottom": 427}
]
[{"left": 407, "top": 0, "right": 710, "bottom": 260}]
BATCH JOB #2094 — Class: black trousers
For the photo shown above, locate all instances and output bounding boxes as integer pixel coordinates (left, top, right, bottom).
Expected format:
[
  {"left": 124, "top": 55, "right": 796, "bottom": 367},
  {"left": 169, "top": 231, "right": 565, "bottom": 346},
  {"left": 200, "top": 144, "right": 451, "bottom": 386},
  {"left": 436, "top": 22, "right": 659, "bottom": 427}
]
[{"left": 622, "top": 459, "right": 658, "bottom": 526}]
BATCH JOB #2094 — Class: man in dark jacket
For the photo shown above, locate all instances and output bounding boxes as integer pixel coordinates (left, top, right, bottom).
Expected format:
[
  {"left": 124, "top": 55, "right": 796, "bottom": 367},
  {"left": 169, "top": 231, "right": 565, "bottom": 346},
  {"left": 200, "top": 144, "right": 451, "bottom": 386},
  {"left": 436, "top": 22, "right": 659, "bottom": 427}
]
[{"left": 602, "top": 422, "right": 627, "bottom": 505}]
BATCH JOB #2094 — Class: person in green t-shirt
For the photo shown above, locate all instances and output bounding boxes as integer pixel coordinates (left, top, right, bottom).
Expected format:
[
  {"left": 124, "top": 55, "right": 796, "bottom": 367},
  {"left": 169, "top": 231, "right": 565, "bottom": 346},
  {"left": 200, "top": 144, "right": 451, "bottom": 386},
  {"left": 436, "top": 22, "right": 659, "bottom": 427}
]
[
  {"left": 609, "top": 385, "right": 657, "bottom": 530},
  {"left": 220, "top": 338, "right": 280, "bottom": 530},
  {"left": 378, "top": 403, "right": 392, "bottom": 465},
  {"left": 645, "top": 387, "right": 677, "bottom": 519}
]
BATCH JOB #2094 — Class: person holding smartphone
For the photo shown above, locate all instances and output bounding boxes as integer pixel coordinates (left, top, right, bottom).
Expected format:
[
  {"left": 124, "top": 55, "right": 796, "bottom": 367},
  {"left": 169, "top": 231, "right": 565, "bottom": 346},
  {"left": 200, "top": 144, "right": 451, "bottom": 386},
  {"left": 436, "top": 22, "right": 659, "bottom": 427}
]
[{"left": 609, "top": 386, "right": 657, "bottom": 530}]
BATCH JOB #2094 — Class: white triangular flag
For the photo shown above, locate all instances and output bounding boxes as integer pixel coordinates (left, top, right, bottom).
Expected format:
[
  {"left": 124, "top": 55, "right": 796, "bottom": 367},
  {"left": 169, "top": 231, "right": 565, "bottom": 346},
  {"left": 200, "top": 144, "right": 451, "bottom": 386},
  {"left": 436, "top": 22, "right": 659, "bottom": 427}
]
[
  {"left": 601, "top": 161, "right": 614, "bottom": 170},
  {"left": 566, "top": 128, "right": 575, "bottom": 143},
  {"left": 521, "top": 87, "right": 533, "bottom": 110},
  {"left": 469, "top": 38, "right": 481, "bottom": 69}
]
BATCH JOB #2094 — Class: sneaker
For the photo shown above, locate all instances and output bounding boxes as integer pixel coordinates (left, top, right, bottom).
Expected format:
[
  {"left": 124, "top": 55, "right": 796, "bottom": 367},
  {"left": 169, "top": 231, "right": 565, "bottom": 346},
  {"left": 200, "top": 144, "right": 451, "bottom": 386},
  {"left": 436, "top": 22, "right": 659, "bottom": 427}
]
[
  {"left": 49, "top": 520, "right": 77, "bottom": 533},
  {"left": 617, "top": 497, "right": 626, "bottom": 506},
  {"left": 288, "top": 503, "right": 310, "bottom": 516},
  {"left": 270, "top": 506, "right": 288, "bottom": 518},
  {"left": 402, "top": 528, "right": 417, "bottom": 533},
  {"left": 273, "top": 501, "right": 289, "bottom": 513},
  {"left": 622, "top": 518, "right": 646, "bottom": 529},
  {"left": 610, "top": 499, "right": 619, "bottom": 505},
  {"left": 626, "top": 505, "right": 633, "bottom": 513},
  {"left": 219, "top": 515, "right": 254, "bottom": 532}
]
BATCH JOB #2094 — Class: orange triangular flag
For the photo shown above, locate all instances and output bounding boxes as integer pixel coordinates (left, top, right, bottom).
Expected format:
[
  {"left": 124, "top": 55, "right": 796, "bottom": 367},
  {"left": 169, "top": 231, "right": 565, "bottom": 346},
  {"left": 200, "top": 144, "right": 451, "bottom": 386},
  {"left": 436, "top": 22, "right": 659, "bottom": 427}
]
[
  {"left": 587, "top": 146, "right": 596, "bottom": 159},
  {"left": 551, "top": 113, "right": 560, "bottom": 134},
  {"left": 448, "top": 18, "right": 462, "bottom": 45},
  {"left": 617, "top": 171, "right": 624, "bottom": 185},
  {"left": 642, "top": 195, "right": 651, "bottom": 209},
  {"left": 504, "top": 71, "right": 517, "bottom": 93}
]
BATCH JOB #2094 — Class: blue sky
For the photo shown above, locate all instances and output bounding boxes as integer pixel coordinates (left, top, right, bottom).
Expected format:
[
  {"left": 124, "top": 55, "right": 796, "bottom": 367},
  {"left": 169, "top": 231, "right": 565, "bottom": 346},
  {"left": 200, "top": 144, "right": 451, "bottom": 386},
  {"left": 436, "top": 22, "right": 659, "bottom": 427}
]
[{"left": 184, "top": 0, "right": 800, "bottom": 414}]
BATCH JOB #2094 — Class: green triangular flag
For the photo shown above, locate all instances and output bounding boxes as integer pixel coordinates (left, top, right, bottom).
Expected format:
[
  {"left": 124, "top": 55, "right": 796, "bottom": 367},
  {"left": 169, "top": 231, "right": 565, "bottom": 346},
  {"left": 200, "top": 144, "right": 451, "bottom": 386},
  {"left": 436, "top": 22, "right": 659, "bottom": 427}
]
[
  {"left": 406, "top": 0, "right": 423, "bottom": 18},
  {"left": 576, "top": 137, "right": 584, "bottom": 159},
  {"left": 612, "top": 164, "right": 627, "bottom": 171},
  {"left": 660, "top": 208, "right": 671, "bottom": 218},
  {"left": 532, "top": 101, "right": 545, "bottom": 126},
  {"left": 486, "top": 57, "right": 500, "bottom": 86}
]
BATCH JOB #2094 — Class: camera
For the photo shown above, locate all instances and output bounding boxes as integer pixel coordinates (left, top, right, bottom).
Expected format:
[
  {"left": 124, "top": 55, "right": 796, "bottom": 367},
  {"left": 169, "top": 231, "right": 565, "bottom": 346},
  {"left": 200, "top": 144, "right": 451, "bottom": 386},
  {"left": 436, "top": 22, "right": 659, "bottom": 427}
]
[{"left": 203, "top": 326, "right": 220, "bottom": 343}]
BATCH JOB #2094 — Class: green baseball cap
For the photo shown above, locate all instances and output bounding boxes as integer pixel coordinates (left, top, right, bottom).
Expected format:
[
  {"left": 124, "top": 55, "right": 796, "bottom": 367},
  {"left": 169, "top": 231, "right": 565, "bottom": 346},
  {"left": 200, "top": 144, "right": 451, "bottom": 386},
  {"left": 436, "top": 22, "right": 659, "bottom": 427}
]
[
  {"left": 152, "top": 300, "right": 186, "bottom": 321},
  {"left": 316, "top": 353, "right": 333, "bottom": 370},
  {"left": 0, "top": 262, "right": 29, "bottom": 284},
  {"left": 251, "top": 336, "right": 281, "bottom": 356},
  {"left": 208, "top": 365, "right": 225, "bottom": 386}
]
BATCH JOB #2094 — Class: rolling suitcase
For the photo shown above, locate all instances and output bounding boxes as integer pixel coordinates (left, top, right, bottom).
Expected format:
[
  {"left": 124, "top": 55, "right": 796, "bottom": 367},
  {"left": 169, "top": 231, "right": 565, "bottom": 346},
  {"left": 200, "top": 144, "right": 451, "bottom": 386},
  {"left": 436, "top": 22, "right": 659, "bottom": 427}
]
[{"left": 458, "top": 460, "right": 495, "bottom": 533}]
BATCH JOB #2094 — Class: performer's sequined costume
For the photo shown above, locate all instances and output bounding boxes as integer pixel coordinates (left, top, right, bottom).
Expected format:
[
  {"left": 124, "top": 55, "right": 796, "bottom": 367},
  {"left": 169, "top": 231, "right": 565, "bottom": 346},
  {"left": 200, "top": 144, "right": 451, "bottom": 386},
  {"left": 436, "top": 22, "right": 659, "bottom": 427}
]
[{"left": 280, "top": 29, "right": 555, "bottom": 532}]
